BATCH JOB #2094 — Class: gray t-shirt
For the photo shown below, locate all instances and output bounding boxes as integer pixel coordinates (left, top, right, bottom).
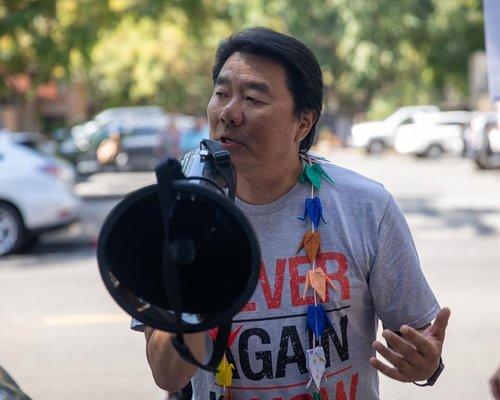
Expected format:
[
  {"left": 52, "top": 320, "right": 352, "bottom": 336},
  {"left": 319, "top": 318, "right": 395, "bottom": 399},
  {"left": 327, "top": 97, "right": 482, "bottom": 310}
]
[{"left": 133, "top": 157, "right": 440, "bottom": 400}]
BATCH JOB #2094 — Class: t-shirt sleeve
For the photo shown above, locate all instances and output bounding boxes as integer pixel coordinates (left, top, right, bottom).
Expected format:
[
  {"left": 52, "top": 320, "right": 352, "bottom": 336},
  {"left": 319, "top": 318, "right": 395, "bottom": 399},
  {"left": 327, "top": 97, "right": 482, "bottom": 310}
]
[{"left": 369, "top": 195, "right": 440, "bottom": 331}]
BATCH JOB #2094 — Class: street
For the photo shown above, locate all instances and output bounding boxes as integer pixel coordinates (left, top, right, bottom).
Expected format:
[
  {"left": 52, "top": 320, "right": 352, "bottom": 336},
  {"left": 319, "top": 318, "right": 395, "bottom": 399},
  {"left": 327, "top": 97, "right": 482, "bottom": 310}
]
[{"left": 1, "top": 149, "right": 499, "bottom": 400}]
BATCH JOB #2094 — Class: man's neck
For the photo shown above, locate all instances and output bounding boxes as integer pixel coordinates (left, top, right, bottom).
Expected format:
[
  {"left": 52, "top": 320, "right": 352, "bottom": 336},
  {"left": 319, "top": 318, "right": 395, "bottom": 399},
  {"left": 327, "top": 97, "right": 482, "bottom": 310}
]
[{"left": 236, "top": 155, "right": 303, "bottom": 205}]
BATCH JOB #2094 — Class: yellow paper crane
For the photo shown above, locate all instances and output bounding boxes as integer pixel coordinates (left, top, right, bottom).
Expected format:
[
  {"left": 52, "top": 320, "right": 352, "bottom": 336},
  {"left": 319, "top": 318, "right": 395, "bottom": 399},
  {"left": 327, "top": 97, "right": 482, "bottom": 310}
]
[
  {"left": 303, "top": 267, "right": 338, "bottom": 301},
  {"left": 297, "top": 231, "right": 321, "bottom": 263},
  {"left": 215, "top": 354, "right": 235, "bottom": 388}
]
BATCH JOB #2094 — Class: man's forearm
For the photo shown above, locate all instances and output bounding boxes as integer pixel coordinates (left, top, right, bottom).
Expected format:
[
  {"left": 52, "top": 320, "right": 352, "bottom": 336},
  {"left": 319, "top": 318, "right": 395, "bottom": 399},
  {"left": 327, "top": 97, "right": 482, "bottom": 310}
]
[{"left": 145, "top": 327, "right": 205, "bottom": 392}]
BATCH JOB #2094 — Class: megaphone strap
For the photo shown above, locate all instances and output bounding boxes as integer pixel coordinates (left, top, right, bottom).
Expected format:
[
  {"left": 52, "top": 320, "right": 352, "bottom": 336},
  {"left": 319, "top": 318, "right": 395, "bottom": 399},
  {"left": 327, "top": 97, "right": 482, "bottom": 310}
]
[
  {"left": 154, "top": 157, "right": 234, "bottom": 372},
  {"left": 172, "top": 322, "right": 231, "bottom": 373},
  {"left": 155, "top": 159, "right": 184, "bottom": 229},
  {"left": 201, "top": 139, "right": 237, "bottom": 200}
]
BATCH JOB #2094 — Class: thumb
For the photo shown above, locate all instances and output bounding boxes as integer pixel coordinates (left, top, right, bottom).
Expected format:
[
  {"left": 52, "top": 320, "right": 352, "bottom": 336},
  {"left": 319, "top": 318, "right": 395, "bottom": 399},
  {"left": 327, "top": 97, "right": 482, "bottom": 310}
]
[{"left": 430, "top": 307, "right": 451, "bottom": 337}]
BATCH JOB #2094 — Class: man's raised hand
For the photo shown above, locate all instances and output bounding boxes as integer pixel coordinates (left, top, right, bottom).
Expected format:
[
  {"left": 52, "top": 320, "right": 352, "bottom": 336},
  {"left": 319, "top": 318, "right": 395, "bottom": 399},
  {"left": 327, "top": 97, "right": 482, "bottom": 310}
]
[{"left": 369, "top": 307, "right": 451, "bottom": 382}]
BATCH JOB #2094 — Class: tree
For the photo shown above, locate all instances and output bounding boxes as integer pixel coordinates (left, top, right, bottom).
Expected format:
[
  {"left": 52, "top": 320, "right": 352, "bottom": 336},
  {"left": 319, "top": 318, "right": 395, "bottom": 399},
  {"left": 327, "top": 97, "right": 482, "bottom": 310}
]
[
  {"left": 0, "top": 0, "right": 212, "bottom": 122},
  {"left": 0, "top": 0, "right": 485, "bottom": 129},
  {"left": 212, "top": 0, "right": 484, "bottom": 122}
]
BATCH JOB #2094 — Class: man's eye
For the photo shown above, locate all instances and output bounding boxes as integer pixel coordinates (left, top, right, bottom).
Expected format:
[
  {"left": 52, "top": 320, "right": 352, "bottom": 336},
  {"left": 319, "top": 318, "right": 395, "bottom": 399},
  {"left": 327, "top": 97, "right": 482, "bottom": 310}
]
[
  {"left": 215, "top": 92, "right": 227, "bottom": 98},
  {"left": 246, "top": 96, "right": 261, "bottom": 104}
]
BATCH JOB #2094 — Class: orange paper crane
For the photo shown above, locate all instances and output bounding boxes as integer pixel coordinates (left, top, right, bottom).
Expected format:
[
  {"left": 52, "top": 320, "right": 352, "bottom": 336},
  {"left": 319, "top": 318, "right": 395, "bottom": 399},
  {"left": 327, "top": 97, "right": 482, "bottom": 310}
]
[
  {"left": 303, "top": 267, "right": 338, "bottom": 302},
  {"left": 297, "top": 231, "right": 321, "bottom": 264}
]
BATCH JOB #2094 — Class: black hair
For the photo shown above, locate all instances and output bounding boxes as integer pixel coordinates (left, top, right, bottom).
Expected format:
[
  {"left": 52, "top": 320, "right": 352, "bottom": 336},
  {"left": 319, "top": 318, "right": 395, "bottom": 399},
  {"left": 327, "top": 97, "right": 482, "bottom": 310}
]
[{"left": 212, "top": 27, "right": 323, "bottom": 152}]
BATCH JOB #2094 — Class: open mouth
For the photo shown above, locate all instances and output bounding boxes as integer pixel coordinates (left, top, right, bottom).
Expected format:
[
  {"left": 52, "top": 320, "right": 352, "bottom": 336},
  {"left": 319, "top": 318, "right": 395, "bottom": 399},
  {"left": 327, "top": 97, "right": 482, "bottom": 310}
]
[{"left": 220, "top": 136, "right": 235, "bottom": 144}]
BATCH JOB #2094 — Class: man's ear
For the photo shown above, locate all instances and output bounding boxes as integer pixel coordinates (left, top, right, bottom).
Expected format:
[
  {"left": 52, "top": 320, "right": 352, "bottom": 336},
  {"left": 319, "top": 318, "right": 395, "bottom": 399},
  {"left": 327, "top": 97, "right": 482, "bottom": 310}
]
[{"left": 295, "top": 110, "right": 318, "bottom": 143}]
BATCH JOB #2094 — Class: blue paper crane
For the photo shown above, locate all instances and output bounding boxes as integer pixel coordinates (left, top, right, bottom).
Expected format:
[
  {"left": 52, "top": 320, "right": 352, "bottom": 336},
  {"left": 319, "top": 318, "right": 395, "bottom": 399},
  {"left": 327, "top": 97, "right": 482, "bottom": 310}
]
[
  {"left": 306, "top": 304, "right": 332, "bottom": 339},
  {"left": 298, "top": 197, "right": 326, "bottom": 229}
]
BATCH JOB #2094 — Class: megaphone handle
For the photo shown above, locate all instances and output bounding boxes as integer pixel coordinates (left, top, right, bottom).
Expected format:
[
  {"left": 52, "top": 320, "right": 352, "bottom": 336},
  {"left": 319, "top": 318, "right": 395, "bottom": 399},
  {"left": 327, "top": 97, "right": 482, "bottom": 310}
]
[{"left": 172, "top": 321, "right": 231, "bottom": 373}]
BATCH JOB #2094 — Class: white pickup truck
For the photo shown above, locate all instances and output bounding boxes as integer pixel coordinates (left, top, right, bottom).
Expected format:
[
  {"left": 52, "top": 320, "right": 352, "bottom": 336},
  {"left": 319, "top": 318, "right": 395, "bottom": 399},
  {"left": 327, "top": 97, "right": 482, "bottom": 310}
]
[
  {"left": 350, "top": 105, "right": 440, "bottom": 153},
  {"left": 394, "top": 111, "right": 472, "bottom": 157}
]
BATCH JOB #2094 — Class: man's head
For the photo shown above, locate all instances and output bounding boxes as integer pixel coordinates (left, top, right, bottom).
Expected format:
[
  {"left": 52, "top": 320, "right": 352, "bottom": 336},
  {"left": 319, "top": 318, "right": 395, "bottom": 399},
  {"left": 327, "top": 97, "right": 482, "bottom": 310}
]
[{"left": 207, "top": 28, "right": 323, "bottom": 176}]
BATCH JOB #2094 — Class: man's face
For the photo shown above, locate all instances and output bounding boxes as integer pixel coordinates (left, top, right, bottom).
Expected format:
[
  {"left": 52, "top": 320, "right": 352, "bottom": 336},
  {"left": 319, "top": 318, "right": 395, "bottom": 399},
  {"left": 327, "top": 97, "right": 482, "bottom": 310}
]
[{"left": 207, "top": 52, "right": 306, "bottom": 175}]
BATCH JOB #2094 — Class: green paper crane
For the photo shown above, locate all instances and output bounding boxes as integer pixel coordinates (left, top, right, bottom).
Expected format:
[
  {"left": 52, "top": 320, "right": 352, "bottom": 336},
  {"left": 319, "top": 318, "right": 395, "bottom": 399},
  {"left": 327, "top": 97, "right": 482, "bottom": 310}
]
[{"left": 299, "top": 163, "right": 334, "bottom": 190}]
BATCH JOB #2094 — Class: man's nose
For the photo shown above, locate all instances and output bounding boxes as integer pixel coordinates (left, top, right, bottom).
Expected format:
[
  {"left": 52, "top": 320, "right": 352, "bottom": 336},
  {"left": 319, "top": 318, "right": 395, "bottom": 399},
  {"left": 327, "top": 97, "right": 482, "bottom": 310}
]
[{"left": 219, "top": 98, "right": 244, "bottom": 127}]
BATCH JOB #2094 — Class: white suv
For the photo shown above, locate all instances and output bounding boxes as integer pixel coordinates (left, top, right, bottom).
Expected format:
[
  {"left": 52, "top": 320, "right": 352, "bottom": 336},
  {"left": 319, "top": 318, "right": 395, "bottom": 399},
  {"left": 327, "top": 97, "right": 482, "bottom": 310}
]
[{"left": 0, "top": 135, "right": 80, "bottom": 255}]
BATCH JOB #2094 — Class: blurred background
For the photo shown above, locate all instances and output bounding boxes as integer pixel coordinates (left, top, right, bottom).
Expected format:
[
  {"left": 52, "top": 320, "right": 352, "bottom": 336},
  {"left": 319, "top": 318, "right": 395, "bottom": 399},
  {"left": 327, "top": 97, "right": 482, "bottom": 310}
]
[{"left": 0, "top": 0, "right": 499, "bottom": 399}]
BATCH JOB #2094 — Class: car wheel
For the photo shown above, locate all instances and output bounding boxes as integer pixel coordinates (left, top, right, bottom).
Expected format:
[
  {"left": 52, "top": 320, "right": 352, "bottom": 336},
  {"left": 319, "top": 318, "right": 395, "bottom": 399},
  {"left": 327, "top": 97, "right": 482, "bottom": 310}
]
[
  {"left": 474, "top": 153, "right": 493, "bottom": 169},
  {"left": 0, "top": 203, "right": 27, "bottom": 256},
  {"left": 366, "top": 140, "right": 385, "bottom": 154},
  {"left": 424, "top": 144, "right": 444, "bottom": 158}
]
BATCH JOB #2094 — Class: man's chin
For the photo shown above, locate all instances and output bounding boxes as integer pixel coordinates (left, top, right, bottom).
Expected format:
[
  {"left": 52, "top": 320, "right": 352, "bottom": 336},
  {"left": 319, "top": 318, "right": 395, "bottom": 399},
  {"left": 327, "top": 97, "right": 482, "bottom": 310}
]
[{"left": 228, "top": 153, "right": 251, "bottom": 174}]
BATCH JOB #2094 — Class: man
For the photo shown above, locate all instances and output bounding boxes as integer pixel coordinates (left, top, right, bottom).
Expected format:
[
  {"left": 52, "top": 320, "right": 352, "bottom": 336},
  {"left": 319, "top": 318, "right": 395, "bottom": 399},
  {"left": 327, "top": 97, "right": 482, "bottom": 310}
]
[
  {"left": 179, "top": 116, "right": 209, "bottom": 155},
  {"left": 137, "top": 28, "right": 450, "bottom": 399}
]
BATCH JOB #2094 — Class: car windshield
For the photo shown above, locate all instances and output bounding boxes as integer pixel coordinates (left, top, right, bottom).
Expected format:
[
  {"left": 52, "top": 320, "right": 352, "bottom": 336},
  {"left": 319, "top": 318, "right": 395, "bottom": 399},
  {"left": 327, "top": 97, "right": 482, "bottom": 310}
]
[{"left": 384, "top": 109, "right": 419, "bottom": 126}]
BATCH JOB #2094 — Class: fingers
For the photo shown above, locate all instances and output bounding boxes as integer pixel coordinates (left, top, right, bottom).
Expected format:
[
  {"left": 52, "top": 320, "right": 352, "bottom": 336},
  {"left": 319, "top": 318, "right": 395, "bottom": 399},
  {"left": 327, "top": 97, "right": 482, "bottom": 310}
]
[
  {"left": 370, "top": 310, "right": 450, "bottom": 383},
  {"left": 491, "top": 366, "right": 500, "bottom": 400},
  {"left": 400, "top": 325, "right": 439, "bottom": 360},
  {"left": 373, "top": 340, "right": 411, "bottom": 371},
  {"left": 369, "top": 356, "right": 407, "bottom": 382},
  {"left": 382, "top": 330, "right": 426, "bottom": 366},
  {"left": 430, "top": 307, "right": 451, "bottom": 337},
  {"left": 371, "top": 330, "right": 436, "bottom": 382},
  {"left": 492, "top": 378, "right": 500, "bottom": 400}
]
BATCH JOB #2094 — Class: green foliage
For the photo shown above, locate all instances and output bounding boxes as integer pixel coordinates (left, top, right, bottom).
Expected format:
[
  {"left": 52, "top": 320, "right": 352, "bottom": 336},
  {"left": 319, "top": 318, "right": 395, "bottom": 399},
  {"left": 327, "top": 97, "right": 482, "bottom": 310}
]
[
  {"left": 0, "top": 0, "right": 210, "bottom": 103},
  {"left": 0, "top": 0, "right": 485, "bottom": 118}
]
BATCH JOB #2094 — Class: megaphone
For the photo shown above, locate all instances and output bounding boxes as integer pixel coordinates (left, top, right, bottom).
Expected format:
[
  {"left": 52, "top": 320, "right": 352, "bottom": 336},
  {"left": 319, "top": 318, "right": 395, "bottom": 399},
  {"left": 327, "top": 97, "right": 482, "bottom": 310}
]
[{"left": 97, "top": 139, "right": 261, "bottom": 372}]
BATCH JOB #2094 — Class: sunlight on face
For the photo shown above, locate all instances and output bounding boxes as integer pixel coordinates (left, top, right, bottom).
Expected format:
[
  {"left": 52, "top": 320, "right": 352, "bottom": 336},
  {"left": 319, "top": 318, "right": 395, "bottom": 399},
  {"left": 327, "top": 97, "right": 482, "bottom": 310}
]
[{"left": 207, "top": 52, "right": 304, "bottom": 176}]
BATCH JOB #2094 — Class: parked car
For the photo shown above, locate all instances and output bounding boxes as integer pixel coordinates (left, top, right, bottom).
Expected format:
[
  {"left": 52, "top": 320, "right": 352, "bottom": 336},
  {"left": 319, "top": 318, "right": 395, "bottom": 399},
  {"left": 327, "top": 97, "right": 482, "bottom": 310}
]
[
  {"left": 350, "top": 105, "right": 440, "bottom": 153},
  {"left": 93, "top": 106, "right": 166, "bottom": 124},
  {"left": 115, "top": 115, "right": 197, "bottom": 171},
  {"left": 394, "top": 111, "right": 472, "bottom": 157},
  {"left": 465, "top": 112, "right": 500, "bottom": 169},
  {"left": 0, "top": 134, "right": 80, "bottom": 256},
  {"left": 74, "top": 114, "right": 196, "bottom": 173},
  {"left": 58, "top": 107, "right": 167, "bottom": 163}
]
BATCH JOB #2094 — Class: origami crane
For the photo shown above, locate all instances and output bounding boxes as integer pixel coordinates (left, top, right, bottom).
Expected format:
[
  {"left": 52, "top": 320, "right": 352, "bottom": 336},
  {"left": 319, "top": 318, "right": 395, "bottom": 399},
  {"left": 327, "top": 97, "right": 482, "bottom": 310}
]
[
  {"left": 303, "top": 267, "right": 338, "bottom": 301},
  {"left": 215, "top": 354, "right": 235, "bottom": 388},
  {"left": 296, "top": 231, "right": 321, "bottom": 263},
  {"left": 306, "top": 304, "right": 332, "bottom": 338},
  {"left": 299, "top": 163, "right": 335, "bottom": 190},
  {"left": 306, "top": 346, "right": 327, "bottom": 390},
  {"left": 298, "top": 197, "right": 326, "bottom": 229}
]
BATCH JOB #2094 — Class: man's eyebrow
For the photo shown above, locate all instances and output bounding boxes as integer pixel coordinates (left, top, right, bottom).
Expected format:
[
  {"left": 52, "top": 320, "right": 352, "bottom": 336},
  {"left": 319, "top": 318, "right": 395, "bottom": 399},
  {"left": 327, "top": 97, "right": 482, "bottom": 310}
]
[
  {"left": 215, "top": 76, "right": 230, "bottom": 86},
  {"left": 215, "top": 76, "right": 271, "bottom": 95},
  {"left": 243, "top": 81, "right": 270, "bottom": 94}
]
